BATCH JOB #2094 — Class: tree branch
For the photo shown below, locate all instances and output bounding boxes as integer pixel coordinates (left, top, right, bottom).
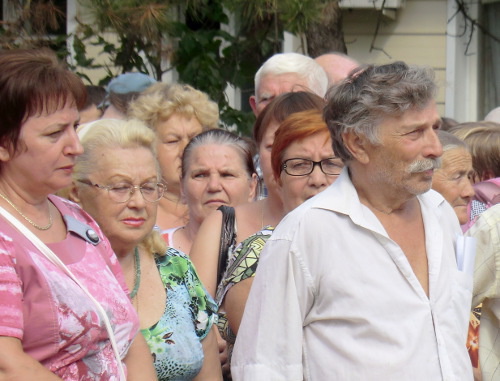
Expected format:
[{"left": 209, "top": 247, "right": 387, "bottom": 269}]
[
  {"left": 449, "top": 0, "right": 500, "bottom": 55},
  {"left": 369, "top": 0, "right": 392, "bottom": 59}
]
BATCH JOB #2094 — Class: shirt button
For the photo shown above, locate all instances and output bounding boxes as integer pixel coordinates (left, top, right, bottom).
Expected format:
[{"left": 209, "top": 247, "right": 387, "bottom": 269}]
[{"left": 86, "top": 229, "right": 99, "bottom": 243}]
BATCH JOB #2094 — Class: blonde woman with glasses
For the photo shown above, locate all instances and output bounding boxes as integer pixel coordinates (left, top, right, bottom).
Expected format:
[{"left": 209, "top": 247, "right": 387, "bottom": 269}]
[{"left": 71, "top": 119, "right": 222, "bottom": 381}]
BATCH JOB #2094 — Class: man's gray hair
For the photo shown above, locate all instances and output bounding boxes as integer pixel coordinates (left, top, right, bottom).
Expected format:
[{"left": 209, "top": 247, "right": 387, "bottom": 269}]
[
  {"left": 255, "top": 53, "right": 328, "bottom": 99},
  {"left": 324, "top": 61, "right": 437, "bottom": 162}
]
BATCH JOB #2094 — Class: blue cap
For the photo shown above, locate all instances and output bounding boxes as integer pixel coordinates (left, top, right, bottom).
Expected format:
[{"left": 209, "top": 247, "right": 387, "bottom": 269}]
[{"left": 107, "top": 72, "right": 157, "bottom": 94}]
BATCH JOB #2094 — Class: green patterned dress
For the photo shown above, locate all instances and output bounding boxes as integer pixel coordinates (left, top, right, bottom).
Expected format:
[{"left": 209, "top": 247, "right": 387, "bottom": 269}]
[
  {"left": 215, "top": 226, "right": 275, "bottom": 357},
  {"left": 142, "top": 247, "right": 218, "bottom": 381}
]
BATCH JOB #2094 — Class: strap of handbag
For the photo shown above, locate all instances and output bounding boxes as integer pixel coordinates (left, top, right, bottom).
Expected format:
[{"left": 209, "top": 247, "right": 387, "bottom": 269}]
[{"left": 217, "top": 205, "right": 236, "bottom": 287}]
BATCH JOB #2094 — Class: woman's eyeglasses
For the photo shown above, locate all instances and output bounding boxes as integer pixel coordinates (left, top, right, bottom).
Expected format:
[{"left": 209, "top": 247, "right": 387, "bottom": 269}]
[
  {"left": 281, "top": 158, "right": 343, "bottom": 176},
  {"left": 77, "top": 180, "right": 165, "bottom": 203}
]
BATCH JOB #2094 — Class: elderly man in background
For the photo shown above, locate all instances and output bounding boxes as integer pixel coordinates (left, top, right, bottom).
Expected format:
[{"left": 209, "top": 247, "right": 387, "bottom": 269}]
[
  {"left": 249, "top": 53, "right": 328, "bottom": 198},
  {"left": 314, "top": 52, "right": 359, "bottom": 86},
  {"left": 232, "top": 62, "right": 473, "bottom": 380},
  {"left": 249, "top": 52, "right": 328, "bottom": 116},
  {"left": 432, "top": 130, "right": 475, "bottom": 224}
]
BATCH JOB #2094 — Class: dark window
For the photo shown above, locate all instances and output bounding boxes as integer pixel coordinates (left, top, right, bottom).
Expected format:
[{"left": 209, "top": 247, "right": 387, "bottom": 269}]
[{"left": 481, "top": 2, "right": 500, "bottom": 118}]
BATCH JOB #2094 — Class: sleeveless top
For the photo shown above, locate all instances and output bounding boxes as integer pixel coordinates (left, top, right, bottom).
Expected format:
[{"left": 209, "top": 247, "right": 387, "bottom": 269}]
[
  {"left": 161, "top": 226, "right": 182, "bottom": 247},
  {"left": 215, "top": 226, "right": 274, "bottom": 356}
]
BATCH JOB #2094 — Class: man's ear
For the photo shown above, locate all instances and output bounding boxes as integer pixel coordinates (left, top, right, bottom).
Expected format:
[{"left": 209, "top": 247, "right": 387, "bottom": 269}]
[
  {"left": 249, "top": 95, "right": 258, "bottom": 116},
  {"left": 342, "top": 130, "right": 370, "bottom": 164}
]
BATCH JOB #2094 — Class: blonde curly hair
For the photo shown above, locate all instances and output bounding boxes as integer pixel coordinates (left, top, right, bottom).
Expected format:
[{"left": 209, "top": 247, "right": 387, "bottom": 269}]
[{"left": 128, "top": 83, "right": 219, "bottom": 131}]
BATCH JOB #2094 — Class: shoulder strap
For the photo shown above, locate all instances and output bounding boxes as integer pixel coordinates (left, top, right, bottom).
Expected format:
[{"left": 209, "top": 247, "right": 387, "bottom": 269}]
[
  {"left": 0, "top": 206, "right": 127, "bottom": 381},
  {"left": 217, "top": 205, "right": 236, "bottom": 287}
]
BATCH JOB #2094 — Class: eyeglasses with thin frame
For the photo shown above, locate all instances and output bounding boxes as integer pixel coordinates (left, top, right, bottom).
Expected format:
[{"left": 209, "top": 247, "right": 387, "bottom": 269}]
[
  {"left": 77, "top": 180, "right": 166, "bottom": 203},
  {"left": 281, "top": 157, "right": 343, "bottom": 177}
]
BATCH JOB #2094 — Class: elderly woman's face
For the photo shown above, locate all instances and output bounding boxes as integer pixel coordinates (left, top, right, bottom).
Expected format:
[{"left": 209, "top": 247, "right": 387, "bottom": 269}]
[
  {"left": 76, "top": 146, "right": 159, "bottom": 254},
  {"left": 155, "top": 113, "right": 203, "bottom": 195},
  {"left": 182, "top": 144, "right": 257, "bottom": 225},
  {"left": 278, "top": 132, "right": 339, "bottom": 212},
  {"left": 432, "top": 147, "right": 475, "bottom": 224},
  {"left": 0, "top": 102, "right": 82, "bottom": 196}
]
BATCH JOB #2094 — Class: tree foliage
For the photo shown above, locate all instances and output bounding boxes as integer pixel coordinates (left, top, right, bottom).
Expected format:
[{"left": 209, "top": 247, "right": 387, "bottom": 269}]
[
  {"left": 0, "top": 0, "right": 344, "bottom": 135},
  {"left": 0, "top": 0, "right": 68, "bottom": 57}
]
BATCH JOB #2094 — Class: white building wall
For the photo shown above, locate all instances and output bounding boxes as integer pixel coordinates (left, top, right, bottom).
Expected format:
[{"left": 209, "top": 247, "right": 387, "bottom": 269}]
[
  {"left": 341, "top": 0, "right": 483, "bottom": 122},
  {"left": 341, "top": 0, "right": 449, "bottom": 116}
]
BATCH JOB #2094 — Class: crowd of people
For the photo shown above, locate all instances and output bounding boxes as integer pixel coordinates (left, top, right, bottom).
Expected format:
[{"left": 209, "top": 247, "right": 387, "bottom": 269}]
[{"left": 0, "top": 46, "right": 498, "bottom": 381}]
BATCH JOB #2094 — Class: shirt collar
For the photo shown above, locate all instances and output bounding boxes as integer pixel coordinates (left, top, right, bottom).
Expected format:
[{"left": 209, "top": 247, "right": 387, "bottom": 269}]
[{"left": 308, "top": 166, "right": 446, "bottom": 233}]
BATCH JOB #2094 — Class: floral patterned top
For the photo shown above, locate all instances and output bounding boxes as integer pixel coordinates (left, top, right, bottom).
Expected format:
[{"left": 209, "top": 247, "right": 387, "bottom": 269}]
[
  {"left": 215, "top": 226, "right": 275, "bottom": 353},
  {"left": 142, "top": 247, "right": 218, "bottom": 381}
]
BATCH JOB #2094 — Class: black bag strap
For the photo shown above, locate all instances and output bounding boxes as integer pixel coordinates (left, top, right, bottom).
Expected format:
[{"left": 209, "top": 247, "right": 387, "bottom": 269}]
[{"left": 217, "top": 205, "right": 236, "bottom": 287}]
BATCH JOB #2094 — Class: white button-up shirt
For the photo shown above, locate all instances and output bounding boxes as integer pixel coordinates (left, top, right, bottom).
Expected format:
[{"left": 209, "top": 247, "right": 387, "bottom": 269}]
[{"left": 232, "top": 169, "right": 473, "bottom": 381}]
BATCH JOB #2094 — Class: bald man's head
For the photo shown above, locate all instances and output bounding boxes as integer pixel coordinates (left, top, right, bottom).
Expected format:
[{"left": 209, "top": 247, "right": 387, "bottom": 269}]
[{"left": 315, "top": 53, "right": 359, "bottom": 86}]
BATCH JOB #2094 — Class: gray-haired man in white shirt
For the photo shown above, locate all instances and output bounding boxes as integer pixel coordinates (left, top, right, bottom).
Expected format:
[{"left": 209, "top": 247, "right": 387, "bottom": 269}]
[{"left": 232, "top": 62, "right": 473, "bottom": 380}]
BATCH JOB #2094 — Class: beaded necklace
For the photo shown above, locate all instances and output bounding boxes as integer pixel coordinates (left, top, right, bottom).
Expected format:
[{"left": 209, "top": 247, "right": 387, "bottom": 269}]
[{"left": 129, "top": 247, "right": 141, "bottom": 299}]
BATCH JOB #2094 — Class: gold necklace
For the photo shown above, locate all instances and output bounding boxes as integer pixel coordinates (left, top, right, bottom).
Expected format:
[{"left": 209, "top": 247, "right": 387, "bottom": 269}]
[{"left": 0, "top": 192, "right": 53, "bottom": 230}]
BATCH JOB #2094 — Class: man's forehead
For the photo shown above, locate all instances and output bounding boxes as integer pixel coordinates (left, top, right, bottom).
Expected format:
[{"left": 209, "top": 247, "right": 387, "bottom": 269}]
[
  {"left": 257, "top": 73, "right": 309, "bottom": 98},
  {"left": 379, "top": 102, "right": 441, "bottom": 130}
]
